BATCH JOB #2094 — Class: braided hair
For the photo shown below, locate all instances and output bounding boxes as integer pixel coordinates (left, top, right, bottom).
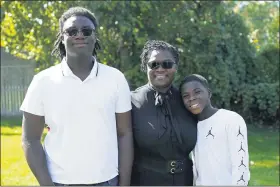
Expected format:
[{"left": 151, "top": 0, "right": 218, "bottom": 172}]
[
  {"left": 140, "top": 40, "right": 179, "bottom": 72},
  {"left": 51, "top": 7, "right": 101, "bottom": 60}
]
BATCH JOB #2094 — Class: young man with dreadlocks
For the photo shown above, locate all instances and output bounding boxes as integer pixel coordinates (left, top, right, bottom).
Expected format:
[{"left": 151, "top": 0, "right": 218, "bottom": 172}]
[
  {"left": 20, "top": 7, "right": 133, "bottom": 186},
  {"left": 130, "top": 40, "right": 197, "bottom": 185}
]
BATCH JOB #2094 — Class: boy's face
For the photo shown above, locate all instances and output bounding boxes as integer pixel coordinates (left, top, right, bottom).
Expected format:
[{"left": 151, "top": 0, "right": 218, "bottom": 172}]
[{"left": 181, "top": 81, "right": 211, "bottom": 115}]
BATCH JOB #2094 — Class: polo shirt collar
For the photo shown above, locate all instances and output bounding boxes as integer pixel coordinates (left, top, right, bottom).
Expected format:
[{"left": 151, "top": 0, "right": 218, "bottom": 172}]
[{"left": 61, "top": 56, "right": 98, "bottom": 79}]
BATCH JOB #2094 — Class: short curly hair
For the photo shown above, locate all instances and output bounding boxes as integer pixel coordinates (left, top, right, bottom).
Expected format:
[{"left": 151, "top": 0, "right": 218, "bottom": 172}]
[
  {"left": 140, "top": 40, "right": 179, "bottom": 72},
  {"left": 179, "top": 74, "right": 210, "bottom": 93}
]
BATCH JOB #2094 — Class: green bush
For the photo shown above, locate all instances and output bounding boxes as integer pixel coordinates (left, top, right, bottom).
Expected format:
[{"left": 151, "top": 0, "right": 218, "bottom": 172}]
[
  {"left": 242, "top": 82, "right": 279, "bottom": 127},
  {"left": 1, "top": 1, "right": 279, "bottom": 127}
]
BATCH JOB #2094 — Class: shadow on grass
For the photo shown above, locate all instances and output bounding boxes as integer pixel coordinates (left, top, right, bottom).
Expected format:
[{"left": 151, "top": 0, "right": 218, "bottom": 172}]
[
  {"left": 1, "top": 117, "right": 49, "bottom": 137},
  {"left": 1, "top": 116, "right": 22, "bottom": 127}
]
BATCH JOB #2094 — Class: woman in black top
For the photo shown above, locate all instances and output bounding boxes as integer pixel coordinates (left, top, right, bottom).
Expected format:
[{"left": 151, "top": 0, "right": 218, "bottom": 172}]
[{"left": 131, "top": 40, "right": 197, "bottom": 186}]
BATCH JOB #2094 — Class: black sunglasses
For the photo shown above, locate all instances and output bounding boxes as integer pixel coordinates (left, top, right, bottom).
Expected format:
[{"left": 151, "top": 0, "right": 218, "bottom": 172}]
[
  {"left": 147, "top": 61, "right": 176, "bottom": 70},
  {"left": 63, "top": 28, "right": 95, "bottom": 37}
]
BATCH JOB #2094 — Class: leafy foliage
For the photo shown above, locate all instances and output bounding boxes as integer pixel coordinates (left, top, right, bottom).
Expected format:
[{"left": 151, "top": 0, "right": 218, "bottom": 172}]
[
  {"left": 1, "top": 1, "right": 279, "bottom": 126},
  {"left": 233, "top": 1, "right": 279, "bottom": 52}
]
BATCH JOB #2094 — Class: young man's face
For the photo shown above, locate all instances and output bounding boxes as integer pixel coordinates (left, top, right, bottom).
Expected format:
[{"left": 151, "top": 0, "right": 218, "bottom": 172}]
[
  {"left": 146, "top": 50, "right": 177, "bottom": 90},
  {"left": 62, "top": 16, "right": 96, "bottom": 57},
  {"left": 180, "top": 81, "right": 211, "bottom": 115}
]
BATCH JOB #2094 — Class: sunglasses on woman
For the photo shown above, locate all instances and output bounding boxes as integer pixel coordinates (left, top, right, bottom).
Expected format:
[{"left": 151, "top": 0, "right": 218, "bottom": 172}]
[
  {"left": 147, "top": 61, "right": 176, "bottom": 70},
  {"left": 63, "top": 27, "right": 95, "bottom": 37}
]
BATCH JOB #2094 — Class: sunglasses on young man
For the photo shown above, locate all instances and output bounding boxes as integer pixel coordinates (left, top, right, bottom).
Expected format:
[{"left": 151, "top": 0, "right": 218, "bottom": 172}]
[
  {"left": 147, "top": 61, "right": 176, "bottom": 70},
  {"left": 63, "top": 27, "right": 95, "bottom": 37}
]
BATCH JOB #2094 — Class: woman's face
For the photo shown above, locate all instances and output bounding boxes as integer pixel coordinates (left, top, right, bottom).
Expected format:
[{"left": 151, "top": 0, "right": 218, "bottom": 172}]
[{"left": 146, "top": 50, "right": 177, "bottom": 90}]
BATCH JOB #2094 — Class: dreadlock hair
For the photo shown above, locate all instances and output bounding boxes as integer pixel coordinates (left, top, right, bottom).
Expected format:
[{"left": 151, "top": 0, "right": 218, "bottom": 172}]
[
  {"left": 179, "top": 74, "right": 210, "bottom": 93},
  {"left": 51, "top": 7, "right": 101, "bottom": 60},
  {"left": 140, "top": 40, "right": 180, "bottom": 72}
]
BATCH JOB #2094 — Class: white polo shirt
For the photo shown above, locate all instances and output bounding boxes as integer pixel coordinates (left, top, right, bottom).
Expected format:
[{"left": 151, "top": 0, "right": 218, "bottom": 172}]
[{"left": 20, "top": 57, "right": 132, "bottom": 184}]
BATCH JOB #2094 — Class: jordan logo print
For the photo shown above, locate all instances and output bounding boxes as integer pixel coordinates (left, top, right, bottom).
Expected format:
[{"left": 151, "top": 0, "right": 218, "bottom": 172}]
[
  {"left": 237, "top": 126, "right": 244, "bottom": 138},
  {"left": 237, "top": 172, "right": 245, "bottom": 183},
  {"left": 238, "top": 157, "right": 246, "bottom": 168},
  {"left": 238, "top": 142, "right": 245, "bottom": 153},
  {"left": 206, "top": 127, "right": 214, "bottom": 139}
]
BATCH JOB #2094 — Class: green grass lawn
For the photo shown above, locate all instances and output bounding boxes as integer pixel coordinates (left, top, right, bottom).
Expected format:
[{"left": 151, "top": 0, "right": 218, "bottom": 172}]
[
  {"left": 1, "top": 117, "right": 279, "bottom": 186},
  {"left": 1, "top": 117, "right": 47, "bottom": 186}
]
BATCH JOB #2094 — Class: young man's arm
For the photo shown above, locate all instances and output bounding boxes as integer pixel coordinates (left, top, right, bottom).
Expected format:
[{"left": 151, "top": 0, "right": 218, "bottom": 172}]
[
  {"left": 20, "top": 74, "right": 54, "bottom": 185},
  {"left": 22, "top": 112, "right": 54, "bottom": 185},
  {"left": 116, "top": 112, "right": 134, "bottom": 186},
  {"left": 227, "top": 114, "right": 250, "bottom": 186},
  {"left": 115, "top": 72, "right": 133, "bottom": 186}
]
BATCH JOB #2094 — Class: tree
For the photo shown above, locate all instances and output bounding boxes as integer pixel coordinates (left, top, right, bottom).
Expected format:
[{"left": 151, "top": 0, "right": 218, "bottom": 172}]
[
  {"left": 1, "top": 1, "right": 76, "bottom": 70},
  {"left": 1, "top": 1, "right": 278, "bottom": 126},
  {"left": 233, "top": 1, "right": 279, "bottom": 52}
]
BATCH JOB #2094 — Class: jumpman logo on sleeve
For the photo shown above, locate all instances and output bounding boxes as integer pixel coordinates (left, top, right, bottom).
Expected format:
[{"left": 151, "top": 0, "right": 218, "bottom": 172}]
[
  {"left": 238, "top": 142, "right": 245, "bottom": 153},
  {"left": 237, "top": 126, "right": 244, "bottom": 138},
  {"left": 237, "top": 172, "right": 245, "bottom": 184},
  {"left": 206, "top": 127, "right": 214, "bottom": 139},
  {"left": 238, "top": 157, "right": 246, "bottom": 168}
]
